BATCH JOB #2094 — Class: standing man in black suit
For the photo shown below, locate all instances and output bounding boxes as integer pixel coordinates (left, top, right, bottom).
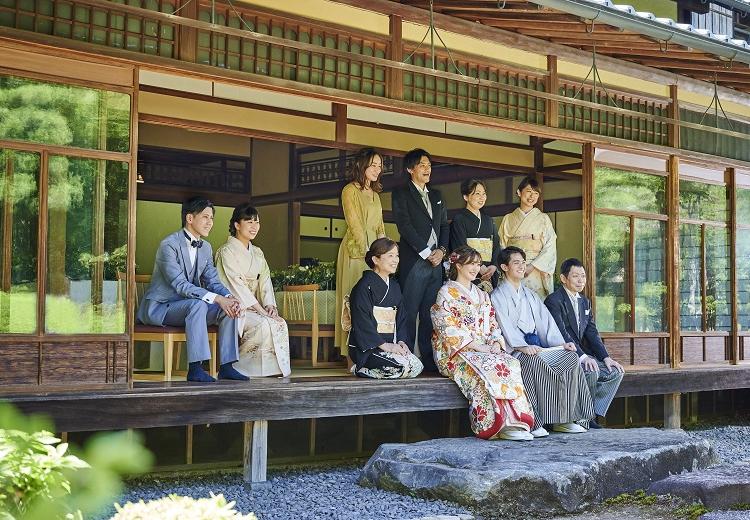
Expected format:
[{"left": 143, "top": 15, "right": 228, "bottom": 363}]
[
  {"left": 392, "top": 149, "right": 449, "bottom": 373},
  {"left": 544, "top": 258, "right": 624, "bottom": 427}
]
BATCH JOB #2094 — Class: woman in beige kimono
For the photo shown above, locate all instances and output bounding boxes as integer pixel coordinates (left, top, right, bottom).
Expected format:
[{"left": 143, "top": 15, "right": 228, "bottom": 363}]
[
  {"left": 334, "top": 148, "right": 386, "bottom": 357},
  {"left": 216, "top": 203, "right": 291, "bottom": 377},
  {"left": 499, "top": 176, "right": 557, "bottom": 298}
]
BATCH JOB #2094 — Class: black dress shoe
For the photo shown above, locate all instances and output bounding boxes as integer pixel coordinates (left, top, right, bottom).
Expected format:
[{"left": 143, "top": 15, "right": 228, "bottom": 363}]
[{"left": 588, "top": 420, "right": 602, "bottom": 429}]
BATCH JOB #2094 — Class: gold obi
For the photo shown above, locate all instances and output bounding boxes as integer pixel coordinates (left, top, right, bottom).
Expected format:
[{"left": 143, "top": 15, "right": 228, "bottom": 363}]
[
  {"left": 373, "top": 306, "right": 397, "bottom": 335},
  {"left": 466, "top": 237, "right": 493, "bottom": 263},
  {"left": 509, "top": 235, "right": 542, "bottom": 259}
]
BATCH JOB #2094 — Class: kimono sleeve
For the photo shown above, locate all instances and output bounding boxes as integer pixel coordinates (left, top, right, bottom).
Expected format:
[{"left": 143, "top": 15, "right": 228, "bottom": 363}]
[
  {"left": 431, "top": 286, "right": 475, "bottom": 357},
  {"left": 216, "top": 246, "right": 259, "bottom": 308},
  {"left": 529, "top": 213, "right": 557, "bottom": 276},
  {"left": 351, "top": 282, "right": 385, "bottom": 351},
  {"left": 449, "top": 215, "right": 468, "bottom": 252}
]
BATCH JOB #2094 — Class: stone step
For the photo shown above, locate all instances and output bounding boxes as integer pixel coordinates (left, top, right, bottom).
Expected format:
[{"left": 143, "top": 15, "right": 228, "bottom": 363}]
[
  {"left": 649, "top": 461, "right": 750, "bottom": 509},
  {"left": 360, "top": 428, "right": 716, "bottom": 520}
]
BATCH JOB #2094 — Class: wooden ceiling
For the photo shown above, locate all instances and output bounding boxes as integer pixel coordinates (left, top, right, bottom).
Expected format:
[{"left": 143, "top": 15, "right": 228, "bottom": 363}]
[{"left": 398, "top": 0, "right": 750, "bottom": 94}]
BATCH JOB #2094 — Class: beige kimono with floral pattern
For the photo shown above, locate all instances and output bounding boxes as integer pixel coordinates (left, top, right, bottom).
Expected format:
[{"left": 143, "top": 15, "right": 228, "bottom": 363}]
[
  {"left": 216, "top": 236, "right": 291, "bottom": 377},
  {"left": 431, "top": 281, "right": 534, "bottom": 439}
]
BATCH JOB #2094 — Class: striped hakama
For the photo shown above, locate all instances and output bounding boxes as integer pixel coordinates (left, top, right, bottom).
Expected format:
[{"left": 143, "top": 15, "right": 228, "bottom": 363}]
[
  {"left": 515, "top": 348, "right": 594, "bottom": 430},
  {"left": 584, "top": 358, "right": 624, "bottom": 417}
]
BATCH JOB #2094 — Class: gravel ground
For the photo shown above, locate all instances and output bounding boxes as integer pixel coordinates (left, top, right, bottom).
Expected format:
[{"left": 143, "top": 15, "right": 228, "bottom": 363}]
[
  {"left": 685, "top": 419, "right": 750, "bottom": 464},
  {"left": 96, "top": 419, "right": 750, "bottom": 520},
  {"left": 97, "top": 464, "right": 474, "bottom": 520}
]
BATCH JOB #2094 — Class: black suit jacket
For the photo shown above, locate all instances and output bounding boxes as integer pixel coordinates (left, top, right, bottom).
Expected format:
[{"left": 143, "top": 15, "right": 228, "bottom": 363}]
[
  {"left": 392, "top": 181, "right": 449, "bottom": 282},
  {"left": 544, "top": 286, "right": 610, "bottom": 361}
]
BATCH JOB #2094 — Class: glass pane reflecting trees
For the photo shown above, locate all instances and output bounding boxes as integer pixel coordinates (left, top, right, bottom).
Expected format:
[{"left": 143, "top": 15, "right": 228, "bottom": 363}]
[
  {"left": 635, "top": 219, "right": 666, "bottom": 332},
  {"left": 595, "top": 214, "right": 629, "bottom": 332},
  {"left": 45, "top": 157, "right": 128, "bottom": 333},
  {"left": 0, "top": 75, "right": 130, "bottom": 152},
  {"left": 0, "top": 149, "right": 39, "bottom": 333}
]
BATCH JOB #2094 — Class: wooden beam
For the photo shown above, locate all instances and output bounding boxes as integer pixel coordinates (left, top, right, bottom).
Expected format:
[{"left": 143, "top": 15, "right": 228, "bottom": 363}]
[
  {"left": 663, "top": 392, "right": 681, "bottom": 429},
  {"left": 243, "top": 420, "right": 269, "bottom": 487},
  {"left": 582, "top": 143, "right": 595, "bottom": 300},
  {"left": 546, "top": 55, "right": 559, "bottom": 129},
  {"left": 388, "top": 14, "right": 403, "bottom": 101},
  {"left": 176, "top": 0, "right": 197, "bottom": 63},
  {"left": 667, "top": 155, "right": 681, "bottom": 369},
  {"left": 289, "top": 201, "right": 301, "bottom": 265},
  {"left": 667, "top": 84, "right": 679, "bottom": 149},
  {"left": 727, "top": 168, "right": 739, "bottom": 365},
  {"left": 333, "top": 103, "right": 347, "bottom": 144}
]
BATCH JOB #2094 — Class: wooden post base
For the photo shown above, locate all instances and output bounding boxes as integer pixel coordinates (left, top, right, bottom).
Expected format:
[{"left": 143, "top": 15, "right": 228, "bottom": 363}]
[
  {"left": 663, "top": 392, "right": 681, "bottom": 429},
  {"left": 243, "top": 420, "right": 269, "bottom": 486}
]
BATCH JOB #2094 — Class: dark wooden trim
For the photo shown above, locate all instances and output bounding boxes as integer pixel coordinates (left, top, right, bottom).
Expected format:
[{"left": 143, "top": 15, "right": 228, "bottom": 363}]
[
  {"left": 36, "top": 151, "right": 48, "bottom": 341},
  {"left": 138, "top": 114, "right": 337, "bottom": 149},
  {"left": 668, "top": 84, "right": 680, "bottom": 149},
  {"left": 539, "top": 162, "right": 583, "bottom": 174},
  {"left": 289, "top": 201, "right": 301, "bottom": 265},
  {"left": 177, "top": 0, "right": 197, "bottom": 63},
  {"left": 582, "top": 143, "right": 595, "bottom": 302},
  {"left": 346, "top": 119, "right": 535, "bottom": 151},
  {"left": 728, "top": 168, "right": 739, "bottom": 365},
  {"left": 628, "top": 214, "right": 636, "bottom": 333},
  {"left": 388, "top": 14, "right": 403, "bottom": 100},
  {"left": 546, "top": 55, "right": 559, "bottom": 129},
  {"left": 667, "top": 155, "right": 681, "bottom": 368},
  {"left": 127, "top": 66, "right": 139, "bottom": 387},
  {"left": 0, "top": 139, "right": 132, "bottom": 162},
  {"left": 139, "top": 85, "right": 335, "bottom": 122},
  {"left": 333, "top": 103, "right": 347, "bottom": 144}
]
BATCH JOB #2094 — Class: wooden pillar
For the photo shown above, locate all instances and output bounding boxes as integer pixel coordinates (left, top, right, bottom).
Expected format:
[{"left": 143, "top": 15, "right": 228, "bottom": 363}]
[
  {"left": 727, "top": 168, "right": 739, "bottom": 365},
  {"left": 243, "top": 420, "right": 269, "bottom": 488},
  {"left": 177, "top": 0, "right": 198, "bottom": 62},
  {"left": 664, "top": 392, "right": 681, "bottom": 429},
  {"left": 582, "top": 143, "right": 596, "bottom": 300},
  {"left": 289, "top": 201, "right": 300, "bottom": 265},
  {"left": 667, "top": 84, "right": 680, "bottom": 149},
  {"left": 127, "top": 67, "right": 139, "bottom": 387},
  {"left": 1, "top": 153, "right": 13, "bottom": 331},
  {"left": 667, "top": 155, "right": 681, "bottom": 368},
  {"left": 333, "top": 103, "right": 347, "bottom": 145},
  {"left": 532, "top": 137, "right": 544, "bottom": 213},
  {"left": 186, "top": 424, "right": 193, "bottom": 465},
  {"left": 388, "top": 15, "right": 403, "bottom": 100},
  {"left": 546, "top": 55, "right": 559, "bottom": 128}
]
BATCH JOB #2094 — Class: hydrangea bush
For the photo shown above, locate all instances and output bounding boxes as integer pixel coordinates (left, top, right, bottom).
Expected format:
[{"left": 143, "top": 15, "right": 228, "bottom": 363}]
[{"left": 111, "top": 494, "right": 257, "bottom": 520}]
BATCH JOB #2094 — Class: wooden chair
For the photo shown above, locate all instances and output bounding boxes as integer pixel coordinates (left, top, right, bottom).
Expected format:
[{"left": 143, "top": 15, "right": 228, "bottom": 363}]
[
  {"left": 282, "top": 284, "right": 336, "bottom": 367},
  {"left": 118, "top": 273, "right": 218, "bottom": 381}
]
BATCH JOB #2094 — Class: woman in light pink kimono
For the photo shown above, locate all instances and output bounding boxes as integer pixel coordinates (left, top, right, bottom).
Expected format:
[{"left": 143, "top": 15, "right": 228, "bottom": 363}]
[
  {"left": 499, "top": 176, "right": 557, "bottom": 298},
  {"left": 216, "top": 204, "right": 291, "bottom": 377}
]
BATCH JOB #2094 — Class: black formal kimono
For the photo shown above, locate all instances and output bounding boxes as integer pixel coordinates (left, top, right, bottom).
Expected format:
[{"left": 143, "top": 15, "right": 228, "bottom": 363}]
[
  {"left": 348, "top": 270, "right": 423, "bottom": 379},
  {"left": 449, "top": 208, "right": 501, "bottom": 286}
]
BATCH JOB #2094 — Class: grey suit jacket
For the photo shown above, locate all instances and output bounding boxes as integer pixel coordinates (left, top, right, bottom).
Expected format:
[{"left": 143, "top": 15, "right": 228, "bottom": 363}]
[{"left": 136, "top": 230, "right": 230, "bottom": 326}]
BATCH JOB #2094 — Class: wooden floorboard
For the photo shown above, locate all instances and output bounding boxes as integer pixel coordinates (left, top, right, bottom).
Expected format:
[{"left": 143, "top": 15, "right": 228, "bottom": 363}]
[{"left": 3, "top": 367, "right": 750, "bottom": 432}]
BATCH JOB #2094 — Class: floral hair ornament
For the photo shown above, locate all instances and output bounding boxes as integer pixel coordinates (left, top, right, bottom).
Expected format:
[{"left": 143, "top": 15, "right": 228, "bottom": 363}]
[{"left": 449, "top": 252, "right": 459, "bottom": 264}]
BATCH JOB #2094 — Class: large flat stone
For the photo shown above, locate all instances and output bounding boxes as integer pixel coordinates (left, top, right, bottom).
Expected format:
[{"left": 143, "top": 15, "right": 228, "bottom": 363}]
[
  {"left": 360, "top": 428, "right": 716, "bottom": 519},
  {"left": 649, "top": 462, "right": 750, "bottom": 509}
]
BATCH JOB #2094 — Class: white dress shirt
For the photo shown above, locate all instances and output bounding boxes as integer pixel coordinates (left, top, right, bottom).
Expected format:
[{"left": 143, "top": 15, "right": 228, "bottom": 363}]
[{"left": 184, "top": 228, "right": 218, "bottom": 305}]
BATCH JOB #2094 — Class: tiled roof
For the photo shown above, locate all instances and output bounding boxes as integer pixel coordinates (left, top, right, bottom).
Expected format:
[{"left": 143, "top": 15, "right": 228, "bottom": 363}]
[{"left": 581, "top": 0, "right": 750, "bottom": 51}]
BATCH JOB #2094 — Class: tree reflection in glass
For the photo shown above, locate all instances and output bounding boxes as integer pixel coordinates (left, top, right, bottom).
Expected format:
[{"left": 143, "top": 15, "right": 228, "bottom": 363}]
[{"left": 595, "top": 214, "right": 630, "bottom": 332}]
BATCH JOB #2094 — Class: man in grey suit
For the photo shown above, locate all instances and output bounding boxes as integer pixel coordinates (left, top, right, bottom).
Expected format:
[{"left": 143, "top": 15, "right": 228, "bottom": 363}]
[
  {"left": 544, "top": 258, "right": 624, "bottom": 427},
  {"left": 137, "top": 197, "right": 247, "bottom": 382}
]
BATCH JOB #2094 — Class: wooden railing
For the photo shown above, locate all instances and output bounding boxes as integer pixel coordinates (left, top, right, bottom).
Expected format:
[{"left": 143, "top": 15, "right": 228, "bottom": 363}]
[{"left": 1, "top": 0, "right": 750, "bottom": 157}]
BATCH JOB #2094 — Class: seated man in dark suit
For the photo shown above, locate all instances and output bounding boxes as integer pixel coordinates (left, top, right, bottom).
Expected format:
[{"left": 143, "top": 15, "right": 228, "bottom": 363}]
[{"left": 544, "top": 258, "right": 624, "bottom": 427}]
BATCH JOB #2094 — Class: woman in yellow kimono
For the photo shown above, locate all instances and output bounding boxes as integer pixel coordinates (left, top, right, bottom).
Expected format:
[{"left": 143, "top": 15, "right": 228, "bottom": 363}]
[
  {"left": 334, "top": 148, "right": 386, "bottom": 357},
  {"left": 431, "top": 245, "right": 535, "bottom": 441},
  {"left": 216, "top": 204, "right": 291, "bottom": 377},
  {"left": 499, "top": 176, "right": 557, "bottom": 298}
]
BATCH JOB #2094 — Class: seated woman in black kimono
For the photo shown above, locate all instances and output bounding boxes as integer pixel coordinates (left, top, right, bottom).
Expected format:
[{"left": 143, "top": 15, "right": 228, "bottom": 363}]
[
  {"left": 449, "top": 178, "right": 500, "bottom": 289},
  {"left": 349, "top": 238, "right": 424, "bottom": 379}
]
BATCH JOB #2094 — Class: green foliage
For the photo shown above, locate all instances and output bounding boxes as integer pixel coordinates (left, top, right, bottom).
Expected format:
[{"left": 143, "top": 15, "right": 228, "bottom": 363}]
[
  {"left": 111, "top": 494, "right": 257, "bottom": 520},
  {"left": 0, "top": 403, "right": 153, "bottom": 520},
  {"left": 674, "top": 502, "right": 710, "bottom": 520},
  {"left": 595, "top": 166, "right": 666, "bottom": 214},
  {"left": 604, "top": 489, "right": 657, "bottom": 507},
  {"left": 271, "top": 261, "right": 336, "bottom": 291}
]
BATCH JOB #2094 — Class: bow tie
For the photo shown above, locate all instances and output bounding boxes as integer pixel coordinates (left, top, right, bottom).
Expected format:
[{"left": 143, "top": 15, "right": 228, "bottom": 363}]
[{"left": 183, "top": 231, "right": 203, "bottom": 249}]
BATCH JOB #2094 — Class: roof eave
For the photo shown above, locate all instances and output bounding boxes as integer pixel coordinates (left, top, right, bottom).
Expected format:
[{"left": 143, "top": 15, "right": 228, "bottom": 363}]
[{"left": 529, "top": 0, "right": 750, "bottom": 67}]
